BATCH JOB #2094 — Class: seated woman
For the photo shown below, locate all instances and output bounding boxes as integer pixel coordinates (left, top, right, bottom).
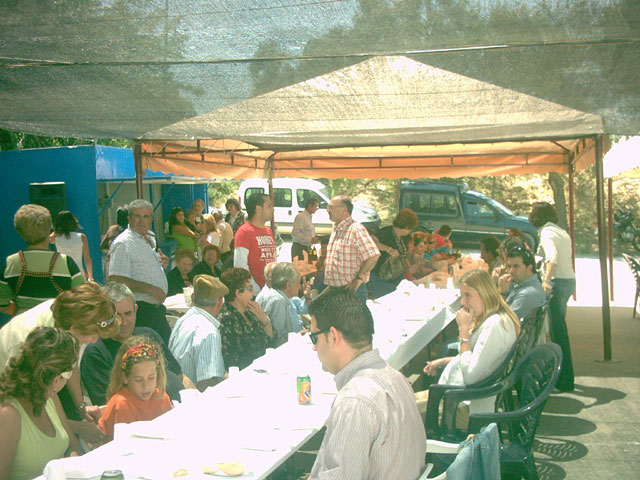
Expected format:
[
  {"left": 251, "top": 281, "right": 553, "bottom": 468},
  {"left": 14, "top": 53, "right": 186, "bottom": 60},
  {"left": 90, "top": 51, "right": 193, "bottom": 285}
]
[
  {"left": 405, "top": 232, "right": 448, "bottom": 281},
  {"left": 0, "top": 282, "right": 120, "bottom": 444},
  {"left": 168, "top": 207, "right": 199, "bottom": 254},
  {"left": 190, "top": 245, "right": 222, "bottom": 280},
  {"left": 218, "top": 268, "right": 275, "bottom": 370},
  {"left": 1, "top": 204, "right": 85, "bottom": 316},
  {"left": 368, "top": 209, "right": 418, "bottom": 298},
  {"left": 419, "top": 269, "right": 520, "bottom": 419},
  {"left": 166, "top": 249, "right": 195, "bottom": 296},
  {"left": 0, "top": 327, "right": 82, "bottom": 480}
]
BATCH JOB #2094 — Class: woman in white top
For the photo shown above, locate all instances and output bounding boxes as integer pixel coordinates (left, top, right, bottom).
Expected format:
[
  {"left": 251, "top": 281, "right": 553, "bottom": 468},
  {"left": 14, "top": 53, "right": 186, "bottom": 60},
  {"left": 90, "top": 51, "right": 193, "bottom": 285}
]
[
  {"left": 51, "top": 211, "right": 93, "bottom": 281},
  {"left": 423, "top": 268, "right": 520, "bottom": 414},
  {"left": 529, "top": 202, "right": 576, "bottom": 392}
]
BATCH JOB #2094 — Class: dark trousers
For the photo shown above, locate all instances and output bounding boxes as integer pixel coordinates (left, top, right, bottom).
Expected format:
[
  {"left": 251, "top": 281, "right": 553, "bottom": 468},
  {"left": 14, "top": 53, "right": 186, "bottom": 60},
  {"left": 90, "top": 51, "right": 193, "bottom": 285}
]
[
  {"left": 291, "top": 242, "right": 310, "bottom": 261},
  {"left": 136, "top": 301, "right": 171, "bottom": 345},
  {"left": 548, "top": 278, "right": 576, "bottom": 390}
]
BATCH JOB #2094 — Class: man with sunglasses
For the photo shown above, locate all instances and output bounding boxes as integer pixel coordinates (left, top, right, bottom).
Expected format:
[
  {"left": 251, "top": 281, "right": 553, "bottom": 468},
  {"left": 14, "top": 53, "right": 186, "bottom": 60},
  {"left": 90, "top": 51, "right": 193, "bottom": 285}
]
[
  {"left": 498, "top": 246, "right": 546, "bottom": 319},
  {"left": 308, "top": 289, "right": 425, "bottom": 479}
]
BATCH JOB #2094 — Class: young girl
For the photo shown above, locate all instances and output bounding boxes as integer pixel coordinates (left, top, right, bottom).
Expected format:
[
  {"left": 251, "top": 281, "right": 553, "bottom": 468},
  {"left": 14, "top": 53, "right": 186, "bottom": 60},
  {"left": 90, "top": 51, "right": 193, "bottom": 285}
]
[{"left": 98, "top": 336, "right": 173, "bottom": 439}]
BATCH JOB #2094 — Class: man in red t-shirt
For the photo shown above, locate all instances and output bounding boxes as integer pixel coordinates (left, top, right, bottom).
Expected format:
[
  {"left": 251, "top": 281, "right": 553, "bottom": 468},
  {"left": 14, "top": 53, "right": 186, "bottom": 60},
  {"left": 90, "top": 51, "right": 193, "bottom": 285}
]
[
  {"left": 433, "top": 224, "right": 453, "bottom": 250},
  {"left": 233, "top": 193, "right": 277, "bottom": 293}
]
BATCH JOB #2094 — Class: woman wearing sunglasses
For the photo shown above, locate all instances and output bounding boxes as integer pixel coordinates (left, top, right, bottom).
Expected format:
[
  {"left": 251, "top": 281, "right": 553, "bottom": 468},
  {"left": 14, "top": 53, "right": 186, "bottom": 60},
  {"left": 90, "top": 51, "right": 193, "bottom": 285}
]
[
  {"left": 0, "top": 327, "right": 82, "bottom": 480},
  {"left": 0, "top": 282, "right": 120, "bottom": 445},
  {"left": 218, "top": 267, "right": 275, "bottom": 371}
]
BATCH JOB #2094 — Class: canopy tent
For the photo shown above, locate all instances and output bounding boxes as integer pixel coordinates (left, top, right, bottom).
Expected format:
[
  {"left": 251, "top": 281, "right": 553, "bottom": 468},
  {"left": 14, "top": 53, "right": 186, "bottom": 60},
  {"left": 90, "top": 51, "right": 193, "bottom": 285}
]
[
  {"left": 139, "top": 56, "right": 601, "bottom": 180},
  {"left": 1, "top": 1, "right": 633, "bottom": 361}
]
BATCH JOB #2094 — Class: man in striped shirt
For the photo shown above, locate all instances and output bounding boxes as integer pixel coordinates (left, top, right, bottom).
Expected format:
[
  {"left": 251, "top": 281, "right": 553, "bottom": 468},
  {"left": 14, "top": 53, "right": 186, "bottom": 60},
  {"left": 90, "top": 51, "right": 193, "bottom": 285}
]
[
  {"left": 308, "top": 289, "right": 426, "bottom": 479},
  {"left": 169, "top": 274, "right": 228, "bottom": 391}
]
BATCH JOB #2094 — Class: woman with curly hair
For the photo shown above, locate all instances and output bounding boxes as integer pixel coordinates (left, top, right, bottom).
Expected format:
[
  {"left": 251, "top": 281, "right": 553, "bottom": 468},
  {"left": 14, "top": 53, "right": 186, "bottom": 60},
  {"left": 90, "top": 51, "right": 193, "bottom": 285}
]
[
  {"left": 218, "top": 268, "right": 275, "bottom": 370},
  {"left": 0, "top": 327, "right": 81, "bottom": 480},
  {"left": 0, "top": 282, "right": 120, "bottom": 444}
]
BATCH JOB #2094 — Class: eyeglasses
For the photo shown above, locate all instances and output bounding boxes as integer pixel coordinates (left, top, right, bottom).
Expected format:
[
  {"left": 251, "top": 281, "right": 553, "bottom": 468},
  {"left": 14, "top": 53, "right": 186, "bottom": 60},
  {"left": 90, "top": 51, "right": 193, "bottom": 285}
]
[
  {"left": 237, "top": 286, "right": 253, "bottom": 293},
  {"left": 309, "top": 327, "right": 330, "bottom": 345}
]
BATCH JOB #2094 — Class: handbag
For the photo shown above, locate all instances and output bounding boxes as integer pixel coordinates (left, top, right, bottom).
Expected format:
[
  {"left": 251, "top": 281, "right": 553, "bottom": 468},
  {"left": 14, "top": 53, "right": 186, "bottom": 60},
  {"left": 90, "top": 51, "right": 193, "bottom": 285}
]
[{"left": 378, "top": 253, "right": 408, "bottom": 280}]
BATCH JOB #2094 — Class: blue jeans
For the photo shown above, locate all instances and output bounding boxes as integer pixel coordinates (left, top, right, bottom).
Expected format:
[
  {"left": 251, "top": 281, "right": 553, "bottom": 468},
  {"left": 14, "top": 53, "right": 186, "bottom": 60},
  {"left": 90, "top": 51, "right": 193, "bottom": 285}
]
[
  {"left": 367, "top": 272, "right": 399, "bottom": 299},
  {"left": 548, "top": 278, "right": 576, "bottom": 390}
]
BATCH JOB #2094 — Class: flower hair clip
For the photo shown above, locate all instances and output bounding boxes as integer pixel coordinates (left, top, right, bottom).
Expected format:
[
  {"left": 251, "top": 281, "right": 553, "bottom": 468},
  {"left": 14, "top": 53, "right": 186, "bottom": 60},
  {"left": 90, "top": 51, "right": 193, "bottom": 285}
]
[{"left": 121, "top": 343, "right": 159, "bottom": 371}]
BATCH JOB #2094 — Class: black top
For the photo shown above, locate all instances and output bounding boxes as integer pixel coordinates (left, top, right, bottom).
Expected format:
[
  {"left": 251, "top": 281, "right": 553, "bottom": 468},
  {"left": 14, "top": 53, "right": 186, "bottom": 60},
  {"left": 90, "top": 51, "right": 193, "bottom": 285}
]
[
  {"left": 166, "top": 267, "right": 191, "bottom": 296},
  {"left": 372, "top": 225, "right": 404, "bottom": 275},
  {"left": 81, "top": 327, "right": 182, "bottom": 406},
  {"left": 188, "top": 260, "right": 221, "bottom": 282}
]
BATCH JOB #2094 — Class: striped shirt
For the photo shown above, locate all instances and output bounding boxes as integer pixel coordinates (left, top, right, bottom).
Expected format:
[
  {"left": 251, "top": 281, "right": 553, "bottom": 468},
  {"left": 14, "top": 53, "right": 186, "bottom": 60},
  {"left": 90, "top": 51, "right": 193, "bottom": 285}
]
[
  {"left": 108, "top": 228, "right": 168, "bottom": 304},
  {"left": 0, "top": 249, "right": 84, "bottom": 312},
  {"left": 310, "top": 349, "right": 426, "bottom": 480},
  {"left": 169, "top": 306, "right": 225, "bottom": 382},
  {"left": 325, "top": 217, "right": 379, "bottom": 287}
]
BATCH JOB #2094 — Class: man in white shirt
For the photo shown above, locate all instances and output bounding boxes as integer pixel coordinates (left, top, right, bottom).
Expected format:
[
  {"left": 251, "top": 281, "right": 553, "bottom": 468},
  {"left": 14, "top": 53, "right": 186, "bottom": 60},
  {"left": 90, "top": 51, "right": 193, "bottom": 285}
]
[
  {"left": 108, "top": 199, "right": 171, "bottom": 343},
  {"left": 169, "top": 274, "right": 228, "bottom": 391},
  {"left": 291, "top": 197, "right": 319, "bottom": 261},
  {"left": 308, "top": 288, "right": 425, "bottom": 479}
]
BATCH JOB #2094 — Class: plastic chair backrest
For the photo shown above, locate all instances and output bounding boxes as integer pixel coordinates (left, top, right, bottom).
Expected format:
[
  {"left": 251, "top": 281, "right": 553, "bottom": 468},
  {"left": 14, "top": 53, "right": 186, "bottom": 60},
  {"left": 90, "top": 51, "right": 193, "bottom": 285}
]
[{"left": 508, "top": 343, "right": 562, "bottom": 451}]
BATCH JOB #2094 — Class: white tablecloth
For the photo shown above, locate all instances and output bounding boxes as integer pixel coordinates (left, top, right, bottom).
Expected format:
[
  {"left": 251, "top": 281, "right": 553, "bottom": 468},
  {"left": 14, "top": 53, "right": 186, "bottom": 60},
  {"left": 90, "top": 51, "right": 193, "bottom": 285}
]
[{"left": 43, "top": 282, "right": 459, "bottom": 479}]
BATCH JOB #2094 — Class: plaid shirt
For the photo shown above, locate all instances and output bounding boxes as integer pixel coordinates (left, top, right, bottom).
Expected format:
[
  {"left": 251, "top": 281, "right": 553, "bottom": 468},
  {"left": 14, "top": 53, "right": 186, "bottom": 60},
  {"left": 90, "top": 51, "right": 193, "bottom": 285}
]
[{"left": 325, "top": 217, "right": 379, "bottom": 287}]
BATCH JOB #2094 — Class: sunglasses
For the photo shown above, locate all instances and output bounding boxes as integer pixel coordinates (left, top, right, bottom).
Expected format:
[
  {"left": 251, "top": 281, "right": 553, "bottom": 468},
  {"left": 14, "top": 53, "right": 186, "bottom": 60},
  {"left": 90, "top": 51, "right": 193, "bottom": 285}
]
[{"left": 309, "top": 327, "right": 330, "bottom": 345}]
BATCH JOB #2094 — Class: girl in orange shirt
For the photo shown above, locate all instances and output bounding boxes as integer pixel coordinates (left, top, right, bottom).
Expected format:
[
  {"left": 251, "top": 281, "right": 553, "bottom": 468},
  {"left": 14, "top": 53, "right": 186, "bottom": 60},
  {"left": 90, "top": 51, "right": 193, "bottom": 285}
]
[{"left": 99, "top": 336, "right": 173, "bottom": 439}]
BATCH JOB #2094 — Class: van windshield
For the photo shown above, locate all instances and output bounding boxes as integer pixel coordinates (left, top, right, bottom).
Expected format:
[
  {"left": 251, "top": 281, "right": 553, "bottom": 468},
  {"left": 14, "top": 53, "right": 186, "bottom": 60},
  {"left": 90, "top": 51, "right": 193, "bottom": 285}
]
[
  {"left": 319, "top": 185, "right": 331, "bottom": 199},
  {"left": 487, "top": 198, "right": 514, "bottom": 216}
]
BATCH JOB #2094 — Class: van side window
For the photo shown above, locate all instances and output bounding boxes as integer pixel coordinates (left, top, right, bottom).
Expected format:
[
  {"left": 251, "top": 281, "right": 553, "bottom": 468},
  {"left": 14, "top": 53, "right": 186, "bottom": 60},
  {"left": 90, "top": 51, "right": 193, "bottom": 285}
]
[
  {"left": 273, "top": 188, "right": 292, "bottom": 208},
  {"left": 465, "top": 200, "right": 494, "bottom": 217},
  {"left": 297, "top": 189, "right": 323, "bottom": 208},
  {"left": 244, "top": 187, "right": 264, "bottom": 205}
]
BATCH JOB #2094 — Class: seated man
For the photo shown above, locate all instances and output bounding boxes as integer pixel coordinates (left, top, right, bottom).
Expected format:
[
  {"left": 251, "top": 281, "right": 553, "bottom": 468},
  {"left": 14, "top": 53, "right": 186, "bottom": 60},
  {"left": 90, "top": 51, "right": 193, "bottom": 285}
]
[
  {"left": 498, "top": 246, "right": 547, "bottom": 319},
  {"left": 256, "top": 262, "right": 302, "bottom": 346},
  {"left": 308, "top": 289, "right": 426, "bottom": 479},
  {"left": 81, "top": 282, "right": 194, "bottom": 406},
  {"left": 255, "top": 261, "right": 278, "bottom": 302},
  {"left": 169, "top": 275, "right": 228, "bottom": 391},
  {"left": 480, "top": 236, "right": 502, "bottom": 274},
  {"left": 433, "top": 224, "right": 453, "bottom": 250}
]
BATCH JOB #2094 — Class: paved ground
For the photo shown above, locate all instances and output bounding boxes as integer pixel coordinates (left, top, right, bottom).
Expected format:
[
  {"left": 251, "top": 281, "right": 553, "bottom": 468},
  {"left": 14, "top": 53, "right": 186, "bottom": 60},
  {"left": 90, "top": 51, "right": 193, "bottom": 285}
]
[{"left": 272, "top": 254, "right": 640, "bottom": 479}]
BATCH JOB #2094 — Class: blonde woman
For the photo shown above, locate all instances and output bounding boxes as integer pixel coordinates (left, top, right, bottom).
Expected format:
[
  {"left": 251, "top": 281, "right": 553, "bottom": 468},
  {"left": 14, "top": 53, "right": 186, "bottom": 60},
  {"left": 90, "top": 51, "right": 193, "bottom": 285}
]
[{"left": 423, "top": 268, "right": 520, "bottom": 415}]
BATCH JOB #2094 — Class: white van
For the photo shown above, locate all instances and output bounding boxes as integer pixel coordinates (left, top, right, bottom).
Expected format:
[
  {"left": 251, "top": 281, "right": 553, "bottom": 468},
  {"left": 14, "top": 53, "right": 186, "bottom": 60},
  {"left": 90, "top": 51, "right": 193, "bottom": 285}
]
[{"left": 237, "top": 178, "right": 380, "bottom": 235}]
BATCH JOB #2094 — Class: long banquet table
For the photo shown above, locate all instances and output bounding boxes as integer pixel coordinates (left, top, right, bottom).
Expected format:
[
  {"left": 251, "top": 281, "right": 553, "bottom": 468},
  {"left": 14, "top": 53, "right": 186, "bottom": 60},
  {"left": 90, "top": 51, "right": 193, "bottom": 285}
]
[{"left": 43, "top": 282, "right": 460, "bottom": 480}]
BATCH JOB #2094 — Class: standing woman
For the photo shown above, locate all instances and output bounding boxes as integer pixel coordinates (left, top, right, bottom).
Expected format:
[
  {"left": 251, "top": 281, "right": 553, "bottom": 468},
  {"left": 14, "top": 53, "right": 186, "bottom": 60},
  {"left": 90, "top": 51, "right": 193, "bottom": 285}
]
[
  {"left": 529, "top": 202, "right": 576, "bottom": 392},
  {"left": 224, "top": 198, "right": 245, "bottom": 234},
  {"left": 369, "top": 208, "right": 418, "bottom": 298},
  {"left": 168, "top": 207, "right": 199, "bottom": 255},
  {"left": 0, "top": 327, "right": 82, "bottom": 480},
  {"left": 51, "top": 210, "right": 93, "bottom": 281}
]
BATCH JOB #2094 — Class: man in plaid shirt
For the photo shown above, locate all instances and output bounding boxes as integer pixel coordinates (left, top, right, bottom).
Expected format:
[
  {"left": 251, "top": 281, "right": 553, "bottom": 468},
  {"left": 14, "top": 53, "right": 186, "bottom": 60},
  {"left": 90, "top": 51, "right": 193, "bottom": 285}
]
[{"left": 325, "top": 195, "right": 380, "bottom": 301}]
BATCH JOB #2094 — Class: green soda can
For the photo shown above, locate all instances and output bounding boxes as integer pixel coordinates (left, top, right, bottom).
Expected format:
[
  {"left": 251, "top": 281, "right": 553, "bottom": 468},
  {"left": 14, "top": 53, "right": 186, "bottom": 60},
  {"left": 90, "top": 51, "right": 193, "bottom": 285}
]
[{"left": 297, "top": 374, "right": 312, "bottom": 404}]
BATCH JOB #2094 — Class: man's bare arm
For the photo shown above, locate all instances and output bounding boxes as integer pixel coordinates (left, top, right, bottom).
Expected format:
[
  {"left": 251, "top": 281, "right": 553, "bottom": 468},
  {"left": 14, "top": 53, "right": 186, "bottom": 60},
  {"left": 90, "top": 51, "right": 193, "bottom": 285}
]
[{"left": 108, "top": 275, "right": 166, "bottom": 303}]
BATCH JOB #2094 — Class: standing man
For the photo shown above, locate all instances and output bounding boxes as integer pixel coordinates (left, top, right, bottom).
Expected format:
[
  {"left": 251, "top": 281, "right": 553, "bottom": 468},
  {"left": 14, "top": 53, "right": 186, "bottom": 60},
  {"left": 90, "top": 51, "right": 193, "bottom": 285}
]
[
  {"left": 498, "top": 246, "right": 546, "bottom": 319},
  {"left": 108, "top": 199, "right": 171, "bottom": 343},
  {"left": 291, "top": 197, "right": 319, "bottom": 261},
  {"left": 169, "top": 275, "right": 228, "bottom": 391},
  {"left": 325, "top": 195, "right": 380, "bottom": 301},
  {"left": 234, "top": 193, "right": 277, "bottom": 293},
  {"left": 308, "top": 288, "right": 426, "bottom": 479}
]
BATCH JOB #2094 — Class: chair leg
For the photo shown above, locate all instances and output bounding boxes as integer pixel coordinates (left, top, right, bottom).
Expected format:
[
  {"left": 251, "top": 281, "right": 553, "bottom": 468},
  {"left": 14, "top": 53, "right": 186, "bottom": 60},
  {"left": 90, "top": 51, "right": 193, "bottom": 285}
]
[{"left": 523, "top": 454, "right": 539, "bottom": 480}]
